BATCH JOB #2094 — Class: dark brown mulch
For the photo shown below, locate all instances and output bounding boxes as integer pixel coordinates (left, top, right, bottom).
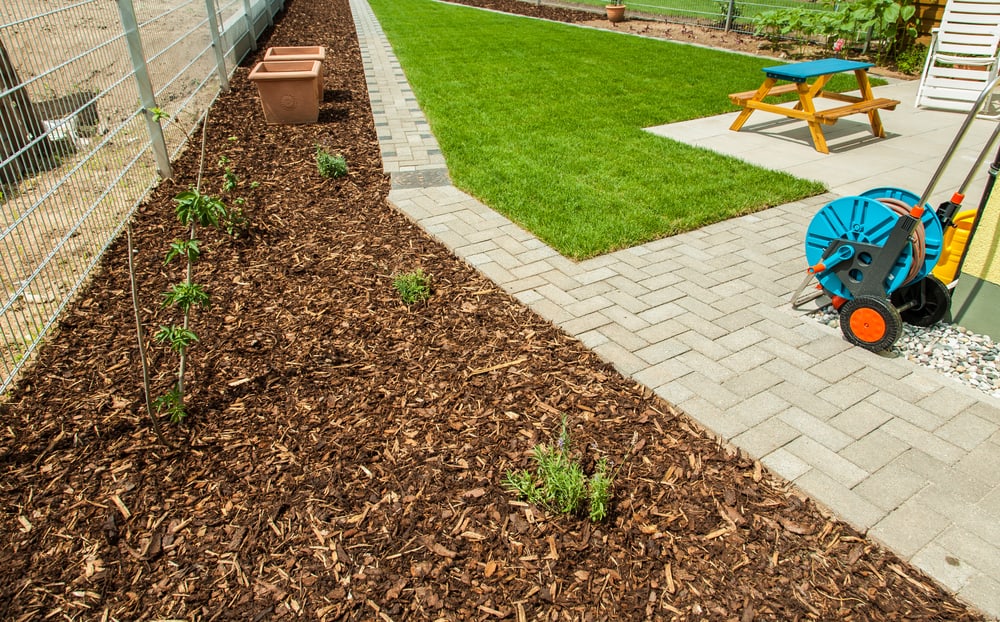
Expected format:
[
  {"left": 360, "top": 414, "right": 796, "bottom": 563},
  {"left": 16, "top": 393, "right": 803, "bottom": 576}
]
[{"left": 0, "top": 0, "right": 982, "bottom": 619}]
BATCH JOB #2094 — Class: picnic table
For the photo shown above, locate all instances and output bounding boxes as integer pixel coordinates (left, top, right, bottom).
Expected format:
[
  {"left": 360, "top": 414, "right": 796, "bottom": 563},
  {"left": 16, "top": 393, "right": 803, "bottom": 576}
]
[{"left": 728, "top": 58, "right": 900, "bottom": 154}]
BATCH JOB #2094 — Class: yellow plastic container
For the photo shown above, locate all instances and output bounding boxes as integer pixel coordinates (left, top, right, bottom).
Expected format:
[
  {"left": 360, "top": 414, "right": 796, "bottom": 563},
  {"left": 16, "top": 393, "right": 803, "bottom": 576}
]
[{"left": 933, "top": 209, "right": 977, "bottom": 285}]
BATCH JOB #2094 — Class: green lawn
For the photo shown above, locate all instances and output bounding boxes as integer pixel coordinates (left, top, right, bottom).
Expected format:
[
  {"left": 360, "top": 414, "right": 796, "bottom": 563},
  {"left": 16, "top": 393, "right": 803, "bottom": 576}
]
[{"left": 369, "top": 0, "right": 832, "bottom": 259}]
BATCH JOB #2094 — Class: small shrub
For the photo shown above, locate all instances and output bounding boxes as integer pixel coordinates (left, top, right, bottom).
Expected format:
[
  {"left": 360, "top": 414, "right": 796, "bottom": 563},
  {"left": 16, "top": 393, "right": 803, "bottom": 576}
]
[
  {"left": 393, "top": 269, "right": 431, "bottom": 304},
  {"left": 893, "top": 43, "right": 927, "bottom": 74},
  {"left": 316, "top": 146, "right": 348, "bottom": 178},
  {"left": 505, "top": 418, "right": 616, "bottom": 522}
]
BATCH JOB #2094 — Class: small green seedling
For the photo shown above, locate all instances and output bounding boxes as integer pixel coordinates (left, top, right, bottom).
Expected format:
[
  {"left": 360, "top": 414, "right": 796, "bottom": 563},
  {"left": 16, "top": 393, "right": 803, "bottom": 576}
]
[
  {"left": 505, "top": 418, "right": 616, "bottom": 522},
  {"left": 149, "top": 107, "right": 169, "bottom": 123},
  {"left": 316, "top": 146, "right": 348, "bottom": 179},
  {"left": 393, "top": 269, "right": 431, "bottom": 305}
]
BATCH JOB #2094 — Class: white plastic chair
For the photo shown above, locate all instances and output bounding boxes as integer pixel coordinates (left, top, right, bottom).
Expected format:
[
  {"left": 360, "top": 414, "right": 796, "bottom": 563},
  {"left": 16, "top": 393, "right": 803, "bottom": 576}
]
[{"left": 915, "top": 0, "right": 1000, "bottom": 116}]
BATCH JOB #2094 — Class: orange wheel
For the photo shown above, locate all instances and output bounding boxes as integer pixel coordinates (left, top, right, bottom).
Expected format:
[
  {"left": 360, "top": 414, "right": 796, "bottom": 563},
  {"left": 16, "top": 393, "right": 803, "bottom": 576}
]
[
  {"left": 848, "top": 307, "right": 887, "bottom": 343},
  {"left": 839, "top": 296, "right": 902, "bottom": 352}
]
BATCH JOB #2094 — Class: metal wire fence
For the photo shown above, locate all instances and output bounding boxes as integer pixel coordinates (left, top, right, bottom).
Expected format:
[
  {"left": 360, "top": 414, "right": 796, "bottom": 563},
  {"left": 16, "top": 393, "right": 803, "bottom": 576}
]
[
  {"left": 0, "top": 0, "right": 283, "bottom": 392},
  {"left": 568, "top": 0, "right": 835, "bottom": 32}
]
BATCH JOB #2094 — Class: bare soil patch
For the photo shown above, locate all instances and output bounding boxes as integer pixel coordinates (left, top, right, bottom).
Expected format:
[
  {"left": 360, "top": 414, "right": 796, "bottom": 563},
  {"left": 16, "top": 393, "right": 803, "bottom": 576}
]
[{"left": 0, "top": 0, "right": 979, "bottom": 620}]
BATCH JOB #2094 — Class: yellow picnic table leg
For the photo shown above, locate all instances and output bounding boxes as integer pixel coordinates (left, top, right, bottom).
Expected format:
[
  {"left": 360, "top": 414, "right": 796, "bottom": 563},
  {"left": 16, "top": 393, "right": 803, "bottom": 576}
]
[
  {"left": 796, "top": 82, "right": 829, "bottom": 154},
  {"left": 730, "top": 77, "right": 776, "bottom": 132},
  {"left": 854, "top": 69, "right": 886, "bottom": 137}
]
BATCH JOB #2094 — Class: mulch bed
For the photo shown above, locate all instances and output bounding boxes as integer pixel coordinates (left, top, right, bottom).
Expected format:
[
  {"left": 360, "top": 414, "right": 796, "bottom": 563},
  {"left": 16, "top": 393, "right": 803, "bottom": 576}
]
[{"left": 0, "top": 0, "right": 985, "bottom": 619}]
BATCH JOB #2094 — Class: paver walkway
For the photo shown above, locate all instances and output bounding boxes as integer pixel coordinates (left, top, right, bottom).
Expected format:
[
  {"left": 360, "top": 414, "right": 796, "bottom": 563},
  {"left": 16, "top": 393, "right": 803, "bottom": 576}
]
[{"left": 351, "top": 0, "right": 1000, "bottom": 617}]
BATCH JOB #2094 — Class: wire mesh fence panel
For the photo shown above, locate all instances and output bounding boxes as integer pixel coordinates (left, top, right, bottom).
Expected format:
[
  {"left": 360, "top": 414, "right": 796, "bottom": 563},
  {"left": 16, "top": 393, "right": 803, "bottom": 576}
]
[
  {"left": 0, "top": 0, "right": 281, "bottom": 391},
  {"left": 569, "top": 0, "right": 836, "bottom": 33}
]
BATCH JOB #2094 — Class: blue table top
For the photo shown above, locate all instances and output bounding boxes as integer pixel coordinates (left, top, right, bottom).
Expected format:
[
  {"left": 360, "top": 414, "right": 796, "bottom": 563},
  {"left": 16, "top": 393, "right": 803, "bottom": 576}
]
[{"left": 763, "top": 58, "right": 874, "bottom": 82}]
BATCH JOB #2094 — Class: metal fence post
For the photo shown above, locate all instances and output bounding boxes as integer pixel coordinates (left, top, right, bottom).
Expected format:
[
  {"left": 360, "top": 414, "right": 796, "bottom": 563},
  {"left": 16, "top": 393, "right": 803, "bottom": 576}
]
[
  {"left": 204, "top": 0, "right": 231, "bottom": 94},
  {"left": 724, "top": 0, "right": 736, "bottom": 32},
  {"left": 115, "top": 0, "right": 172, "bottom": 179},
  {"left": 242, "top": 0, "right": 259, "bottom": 52}
]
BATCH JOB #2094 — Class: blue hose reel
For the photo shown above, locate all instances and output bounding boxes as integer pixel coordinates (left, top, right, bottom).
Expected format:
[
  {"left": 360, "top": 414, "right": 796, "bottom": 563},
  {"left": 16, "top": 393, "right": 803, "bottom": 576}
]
[{"left": 801, "top": 186, "right": 950, "bottom": 351}]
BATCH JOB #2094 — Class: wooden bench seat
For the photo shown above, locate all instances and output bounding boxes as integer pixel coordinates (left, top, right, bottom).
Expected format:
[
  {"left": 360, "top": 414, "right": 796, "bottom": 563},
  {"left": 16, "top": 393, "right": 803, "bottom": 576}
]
[
  {"left": 728, "top": 83, "right": 800, "bottom": 105},
  {"left": 813, "top": 97, "right": 900, "bottom": 123}
]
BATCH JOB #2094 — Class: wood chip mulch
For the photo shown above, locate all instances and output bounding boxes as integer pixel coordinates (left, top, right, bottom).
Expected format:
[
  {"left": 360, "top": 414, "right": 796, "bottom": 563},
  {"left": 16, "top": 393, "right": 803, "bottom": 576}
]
[{"left": 0, "top": 0, "right": 987, "bottom": 619}]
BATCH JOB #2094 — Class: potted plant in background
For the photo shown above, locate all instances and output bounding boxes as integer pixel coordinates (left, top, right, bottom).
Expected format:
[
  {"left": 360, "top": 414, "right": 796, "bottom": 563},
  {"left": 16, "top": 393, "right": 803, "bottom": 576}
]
[{"left": 606, "top": 0, "right": 626, "bottom": 23}]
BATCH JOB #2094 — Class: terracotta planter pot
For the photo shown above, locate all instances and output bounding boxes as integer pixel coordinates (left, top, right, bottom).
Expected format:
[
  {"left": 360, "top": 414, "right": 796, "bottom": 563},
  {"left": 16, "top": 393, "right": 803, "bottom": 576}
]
[
  {"left": 606, "top": 4, "right": 626, "bottom": 22},
  {"left": 248, "top": 60, "right": 321, "bottom": 125},
  {"left": 263, "top": 46, "right": 326, "bottom": 102}
]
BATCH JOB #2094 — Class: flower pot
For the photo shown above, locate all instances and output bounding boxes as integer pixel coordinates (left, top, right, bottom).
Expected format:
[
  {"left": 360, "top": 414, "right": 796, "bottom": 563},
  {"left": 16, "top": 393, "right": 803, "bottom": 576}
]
[
  {"left": 263, "top": 46, "right": 326, "bottom": 103},
  {"left": 248, "top": 60, "right": 321, "bottom": 125},
  {"left": 606, "top": 4, "right": 626, "bottom": 23}
]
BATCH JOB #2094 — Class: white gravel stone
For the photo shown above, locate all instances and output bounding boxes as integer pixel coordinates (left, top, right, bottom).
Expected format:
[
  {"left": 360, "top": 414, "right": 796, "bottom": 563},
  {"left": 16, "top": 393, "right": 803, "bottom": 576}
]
[{"left": 810, "top": 305, "right": 1000, "bottom": 399}]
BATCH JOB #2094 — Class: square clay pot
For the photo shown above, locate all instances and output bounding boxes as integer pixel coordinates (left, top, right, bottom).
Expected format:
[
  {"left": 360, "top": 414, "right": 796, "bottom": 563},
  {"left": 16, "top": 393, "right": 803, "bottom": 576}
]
[
  {"left": 263, "top": 46, "right": 326, "bottom": 102},
  {"left": 248, "top": 60, "right": 321, "bottom": 125}
]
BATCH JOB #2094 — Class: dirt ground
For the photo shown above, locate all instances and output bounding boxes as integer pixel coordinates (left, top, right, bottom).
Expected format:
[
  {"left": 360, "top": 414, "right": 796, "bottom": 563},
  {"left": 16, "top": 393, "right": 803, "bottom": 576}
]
[
  {"left": 0, "top": 0, "right": 980, "bottom": 620},
  {"left": 448, "top": 0, "right": 917, "bottom": 80}
]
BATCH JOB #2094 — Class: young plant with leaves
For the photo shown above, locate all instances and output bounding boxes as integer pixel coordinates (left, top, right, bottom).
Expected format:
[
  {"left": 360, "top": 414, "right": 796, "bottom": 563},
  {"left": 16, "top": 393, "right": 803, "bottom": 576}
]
[
  {"left": 505, "top": 418, "right": 619, "bottom": 522},
  {"left": 154, "top": 187, "right": 227, "bottom": 422}
]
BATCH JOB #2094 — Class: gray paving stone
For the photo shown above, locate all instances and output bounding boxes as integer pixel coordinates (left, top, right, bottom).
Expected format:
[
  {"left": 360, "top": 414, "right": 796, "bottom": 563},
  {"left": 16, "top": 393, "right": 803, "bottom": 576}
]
[
  {"left": 761, "top": 448, "right": 811, "bottom": 481},
  {"left": 729, "top": 391, "right": 793, "bottom": 428},
  {"left": 591, "top": 341, "right": 648, "bottom": 377},
  {"left": 560, "top": 311, "right": 614, "bottom": 336},
  {"left": 936, "top": 526, "right": 1000, "bottom": 581},
  {"left": 935, "top": 411, "right": 999, "bottom": 451},
  {"left": 637, "top": 298, "right": 687, "bottom": 324},
  {"left": 635, "top": 316, "right": 688, "bottom": 343},
  {"left": 677, "top": 330, "right": 733, "bottom": 361},
  {"left": 721, "top": 367, "right": 782, "bottom": 399},
  {"left": 677, "top": 351, "right": 737, "bottom": 384},
  {"left": 633, "top": 357, "right": 694, "bottom": 390},
  {"left": 958, "top": 575, "right": 1000, "bottom": 621},
  {"left": 762, "top": 358, "right": 830, "bottom": 396},
  {"left": 882, "top": 419, "right": 965, "bottom": 465},
  {"left": 599, "top": 305, "right": 651, "bottom": 333},
  {"left": 840, "top": 429, "right": 911, "bottom": 472},
  {"left": 718, "top": 346, "right": 776, "bottom": 374},
  {"left": 815, "top": 376, "right": 879, "bottom": 410},
  {"left": 910, "top": 542, "right": 978, "bottom": 592},
  {"left": 917, "top": 390, "right": 980, "bottom": 421},
  {"left": 680, "top": 397, "right": 748, "bottom": 440},
  {"left": 952, "top": 504, "right": 1000, "bottom": 553},
  {"left": 638, "top": 284, "right": 685, "bottom": 307},
  {"left": 866, "top": 391, "right": 944, "bottom": 432},
  {"left": 778, "top": 407, "right": 853, "bottom": 451},
  {"left": 604, "top": 289, "right": 650, "bottom": 315},
  {"left": 868, "top": 498, "right": 949, "bottom": 558},
  {"left": 715, "top": 324, "right": 768, "bottom": 351},
  {"left": 713, "top": 307, "right": 767, "bottom": 333},
  {"left": 830, "top": 402, "right": 892, "bottom": 440},
  {"left": 956, "top": 440, "right": 1000, "bottom": 483},
  {"left": 794, "top": 470, "right": 885, "bottom": 531},
  {"left": 634, "top": 337, "right": 692, "bottom": 366},
  {"left": 758, "top": 338, "right": 822, "bottom": 368},
  {"left": 678, "top": 371, "right": 742, "bottom": 409},
  {"left": 806, "top": 350, "right": 869, "bottom": 384},
  {"left": 926, "top": 468, "right": 994, "bottom": 504},
  {"left": 576, "top": 329, "right": 609, "bottom": 350},
  {"left": 769, "top": 381, "right": 842, "bottom": 420},
  {"left": 853, "top": 462, "right": 928, "bottom": 512},
  {"left": 732, "top": 417, "right": 800, "bottom": 458},
  {"left": 596, "top": 322, "right": 651, "bottom": 353},
  {"left": 564, "top": 295, "right": 615, "bottom": 318},
  {"left": 654, "top": 379, "right": 696, "bottom": 405},
  {"left": 675, "top": 313, "right": 729, "bottom": 340},
  {"left": 787, "top": 436, "right": 870, "bottom": 488}
]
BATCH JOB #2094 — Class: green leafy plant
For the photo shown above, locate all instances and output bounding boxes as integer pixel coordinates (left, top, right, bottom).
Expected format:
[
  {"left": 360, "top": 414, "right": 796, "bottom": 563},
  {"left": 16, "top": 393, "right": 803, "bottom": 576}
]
[
  {"left": 505, "top": 418, "right": 617, "bottom": 522},
  {"left": 316, "top": 146, "right": 348, "bottom": 178},
  {"left": 893, "top": 42, "right": 927, "bottom": 74},
  {"left": 149, "top": 106, "right": 169, "bottom": 122},
  {"left": 393, "top": 269, "right": 431, "bottom": 304}
]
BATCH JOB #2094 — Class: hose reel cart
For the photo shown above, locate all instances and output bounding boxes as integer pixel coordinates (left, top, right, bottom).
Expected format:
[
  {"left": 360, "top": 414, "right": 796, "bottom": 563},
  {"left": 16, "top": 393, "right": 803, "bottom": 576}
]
[{"left": 794, "top": 78, "right": 1000, "bottom": 352}]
